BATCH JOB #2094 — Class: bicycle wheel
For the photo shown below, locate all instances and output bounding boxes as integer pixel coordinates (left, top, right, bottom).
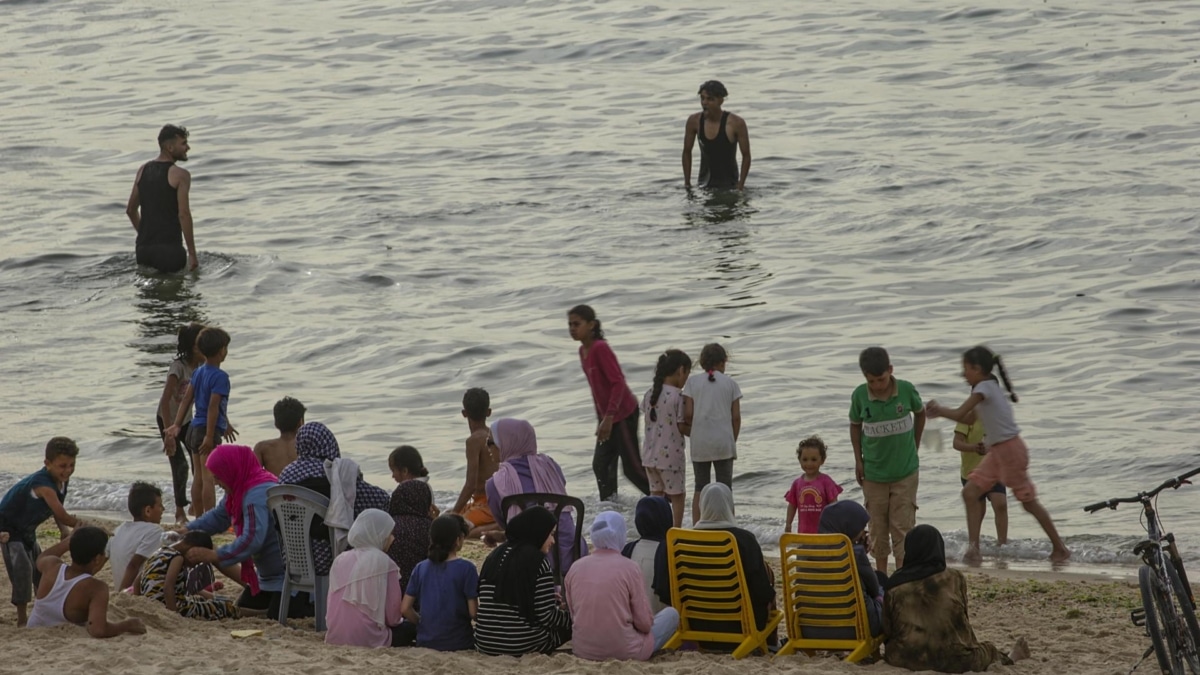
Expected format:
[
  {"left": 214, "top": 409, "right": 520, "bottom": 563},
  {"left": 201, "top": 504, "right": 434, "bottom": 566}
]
[
  {"left": 1165, "top": 563, "right": 1200, "bottom": 674},
  {"left": 1143, "top": 565, "right": 1184, "bottom": 674}
]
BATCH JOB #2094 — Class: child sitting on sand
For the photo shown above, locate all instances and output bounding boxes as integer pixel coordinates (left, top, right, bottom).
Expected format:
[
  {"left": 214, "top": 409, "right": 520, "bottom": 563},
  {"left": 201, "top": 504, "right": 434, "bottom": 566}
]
[
  {"left": 389, "top": 445, "right": 439, "bottom": 518},
  {"left": 108, "top": 482, "right": 166, "bottom": 591},
  {"left": 0, "top": 437, "right": 85, "bottom": 626},
  {"left": 134, "top": 531, "right": 239, "bottom": 620},
  {"left": 450, "top": 388, "right": 501, "bottom": 539},
  {"left": 402, "top": 514, "right": 479, "bottom": 651},
  {"left": 326, "top": 509, "right": 407, "bottom": 648},
  {"left": 784, "top": 436, "right": 843, "bottom": 534},
  {"left": 27, "top": 526, "right": 146, "bottom": 637},
  {"left": 253, "top": 396, "right": 305, "bottom": 476}
]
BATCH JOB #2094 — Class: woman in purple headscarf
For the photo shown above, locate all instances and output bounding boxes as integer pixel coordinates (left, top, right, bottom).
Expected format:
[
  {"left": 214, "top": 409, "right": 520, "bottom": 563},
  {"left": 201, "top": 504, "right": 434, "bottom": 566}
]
[{"left": 484, "top": 418, "right": 586, "bottom": 574}]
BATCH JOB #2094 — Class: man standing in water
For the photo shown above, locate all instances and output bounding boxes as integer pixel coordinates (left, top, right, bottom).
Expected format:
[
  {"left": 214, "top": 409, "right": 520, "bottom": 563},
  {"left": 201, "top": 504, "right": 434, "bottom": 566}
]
[
  {"left": 683, "top": 81, "right": 751, "bottom": 190},
  {"left": 126, "top": 125, "right": 198, "bottom": 272}
]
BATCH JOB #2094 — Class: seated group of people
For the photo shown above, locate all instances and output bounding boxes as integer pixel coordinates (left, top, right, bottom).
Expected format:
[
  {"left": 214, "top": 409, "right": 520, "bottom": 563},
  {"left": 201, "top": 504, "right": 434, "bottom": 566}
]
[{"left": 27, "top": 413, "right": 1026, "bottom": 672}]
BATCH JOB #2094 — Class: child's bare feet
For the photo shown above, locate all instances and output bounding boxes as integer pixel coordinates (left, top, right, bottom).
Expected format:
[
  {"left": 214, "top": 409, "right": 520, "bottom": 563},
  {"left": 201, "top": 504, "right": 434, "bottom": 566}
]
[
  {"left": 963, "top": 546, "right": 983, "bottom": 566},
  {"left": 175, "top": 509, "right": 189, "bottom": 526},
  {"left": 1049, "top": 546, "right": 1071, "bottom": 563},
  {"left": 1009, "top": 637, "right": 1031, "bottom": 661}
]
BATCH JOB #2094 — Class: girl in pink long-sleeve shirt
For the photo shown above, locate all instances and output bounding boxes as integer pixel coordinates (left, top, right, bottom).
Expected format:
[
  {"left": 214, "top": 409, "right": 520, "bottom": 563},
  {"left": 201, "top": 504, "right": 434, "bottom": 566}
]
[
  {"left": 565, "top": 511, "right": 679, "bottom": 661},
  {"left": 568, "top": 305, "right": 650, "bottom": 501},
  {"left": 325, "top": 509, "right": 409, "bottom": 648}
]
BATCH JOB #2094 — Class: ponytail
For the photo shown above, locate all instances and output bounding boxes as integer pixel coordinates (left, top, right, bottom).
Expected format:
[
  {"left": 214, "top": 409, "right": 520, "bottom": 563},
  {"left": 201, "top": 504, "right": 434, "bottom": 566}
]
[
  {"left": 994, "top": 355, "right": 1019, "bottom": 403},
  {"left": 568, "top": 304, "right": 605, "bottom": 340},
  {"left": 698, "top": 343, "right": 728, "bottom": 382},
  {"left": 648, "top": 349, "right": 693, "bottom": 422},
  {"left": 428, "top": 514, "right": 470, "bottom": 563},
  {"left": 963, "top": 345, "right": 1018, "bottom": 403}
]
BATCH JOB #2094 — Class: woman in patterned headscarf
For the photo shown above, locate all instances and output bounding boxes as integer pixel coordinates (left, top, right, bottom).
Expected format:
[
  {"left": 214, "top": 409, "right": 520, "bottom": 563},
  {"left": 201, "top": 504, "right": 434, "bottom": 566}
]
[
  {"left": 279, "top": 422, "right": 389, "bottom": 576},
  {"left": 386, "top": 479, "right": 433, "bottom": 588}
]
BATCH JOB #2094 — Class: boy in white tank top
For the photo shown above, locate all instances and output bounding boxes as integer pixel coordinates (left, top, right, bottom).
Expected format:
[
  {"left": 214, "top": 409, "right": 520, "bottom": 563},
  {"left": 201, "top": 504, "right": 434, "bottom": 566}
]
[{"left": 26, "top": 526, "right": 146, "bottom": 638}]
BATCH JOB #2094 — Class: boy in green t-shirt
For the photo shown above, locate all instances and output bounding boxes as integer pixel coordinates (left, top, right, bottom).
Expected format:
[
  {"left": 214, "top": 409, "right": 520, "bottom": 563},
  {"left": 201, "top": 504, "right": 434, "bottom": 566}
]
[
  {"left": 849, "top": 347, "right": 924, "bottom": 572},
  {"left": 953, "top": 413, "right": 1008, "bottom": 565}
]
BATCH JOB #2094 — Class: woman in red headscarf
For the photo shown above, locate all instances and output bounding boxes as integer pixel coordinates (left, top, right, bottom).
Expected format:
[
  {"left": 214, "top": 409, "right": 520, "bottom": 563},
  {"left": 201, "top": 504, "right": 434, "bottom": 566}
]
[{"left": 184, "top": 444, "right": 286, "bottom": 617}]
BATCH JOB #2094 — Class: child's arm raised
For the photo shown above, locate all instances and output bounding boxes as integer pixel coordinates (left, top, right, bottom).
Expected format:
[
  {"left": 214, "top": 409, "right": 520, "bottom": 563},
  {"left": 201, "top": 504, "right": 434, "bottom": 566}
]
[
  {"left": 85, "top": 581, "right": 146, "bottom": 638},
  {"left": 162, "top": 554, "right": 187, "bottom": 612},
  {"left": 32, "top": 486, "right": 80, "bottom": 535},
  {"left": 926, "top": 393, "right": 984, "bottom": 424}
]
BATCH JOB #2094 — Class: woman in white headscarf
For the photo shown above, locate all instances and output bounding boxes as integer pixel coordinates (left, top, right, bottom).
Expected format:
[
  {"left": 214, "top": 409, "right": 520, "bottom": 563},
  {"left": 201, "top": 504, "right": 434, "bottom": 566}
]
[
  {"left": 692, "top": 483, "right": 777, "bottom": 646},
  {"left": 564, "top": 511, "right": 679, "bottom": 661},
  {"left": 325, "top": 509, "right": 409, "bottom": 648}
]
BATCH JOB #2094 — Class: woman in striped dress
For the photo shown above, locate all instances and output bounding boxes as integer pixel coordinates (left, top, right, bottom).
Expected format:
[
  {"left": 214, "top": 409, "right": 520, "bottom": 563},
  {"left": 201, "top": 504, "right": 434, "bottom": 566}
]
[{"left": 474, "top": 507, "right": 571, "bottom": 656}]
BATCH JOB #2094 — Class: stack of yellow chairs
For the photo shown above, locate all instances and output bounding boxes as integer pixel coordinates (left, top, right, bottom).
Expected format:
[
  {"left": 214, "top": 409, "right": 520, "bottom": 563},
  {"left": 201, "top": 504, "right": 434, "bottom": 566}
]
[
  {"left": 662, "top": 528, "right": 783, "bottom": 659},
  {"left": 776, "top": 533, "right": 882, "bottom": 662}
]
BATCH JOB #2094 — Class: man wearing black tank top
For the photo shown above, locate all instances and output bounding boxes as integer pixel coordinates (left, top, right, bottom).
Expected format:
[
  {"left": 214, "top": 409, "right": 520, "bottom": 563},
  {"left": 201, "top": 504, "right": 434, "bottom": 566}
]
[
  {"left": 126, "top": 125, "right": 198, "bottom": 273},
  {"left": 683, "top": 80, "right": 751, "bottom": 191}
]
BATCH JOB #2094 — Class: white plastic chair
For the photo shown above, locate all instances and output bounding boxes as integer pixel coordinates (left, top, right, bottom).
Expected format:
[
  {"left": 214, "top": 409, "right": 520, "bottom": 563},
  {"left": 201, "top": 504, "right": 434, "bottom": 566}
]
[{"left": 266, "top": 484, "right": 337, "bottom": 631}]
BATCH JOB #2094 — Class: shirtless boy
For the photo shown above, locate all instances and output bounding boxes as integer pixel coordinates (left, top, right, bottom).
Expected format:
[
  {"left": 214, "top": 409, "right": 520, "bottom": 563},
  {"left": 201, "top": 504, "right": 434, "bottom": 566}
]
[
  {"left": 682, "top": 80, "right": 751, "bottom": 191},
  {"left": 450, "top": 388, "right": 500, "bottom": 539},
  {"left": 254, "top": 397, "right": 306, "bottom": 476},
  {"left": 27, "top": 527, "right": 146, "bottom": 638}
]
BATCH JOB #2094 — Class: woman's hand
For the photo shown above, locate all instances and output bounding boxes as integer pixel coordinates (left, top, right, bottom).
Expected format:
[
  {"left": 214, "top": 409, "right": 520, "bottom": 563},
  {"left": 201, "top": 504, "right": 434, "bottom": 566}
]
[{"left": 185, "top": 547, "right": 220, "bottom": 566}]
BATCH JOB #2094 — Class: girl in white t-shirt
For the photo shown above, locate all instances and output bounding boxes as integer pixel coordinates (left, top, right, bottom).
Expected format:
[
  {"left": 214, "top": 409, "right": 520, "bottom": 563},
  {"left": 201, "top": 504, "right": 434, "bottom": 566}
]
[
  {"left": 681, "top": 343, "right": 742, "bottom": 525},
  {"left": 925, "top": 346, "right": 1070, "bottom": 564},
  {"left": 641, "top": 349, "right": 692, "bottom": 528}
]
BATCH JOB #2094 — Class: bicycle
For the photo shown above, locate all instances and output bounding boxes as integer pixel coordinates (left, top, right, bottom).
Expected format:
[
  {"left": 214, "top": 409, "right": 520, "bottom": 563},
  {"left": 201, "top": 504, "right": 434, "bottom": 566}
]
[{"left": 1085, "top": 466, "right": 1200, "bottom": 675}]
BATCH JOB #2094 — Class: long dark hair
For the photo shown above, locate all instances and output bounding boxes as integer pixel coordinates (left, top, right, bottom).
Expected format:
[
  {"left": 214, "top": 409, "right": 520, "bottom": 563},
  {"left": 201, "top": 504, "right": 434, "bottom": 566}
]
[
  {"left": 699, "top": 343, "right": 728, "bottom": 382},
  {"left": 963, "top": 346, "right": 1018, "bottom": 403},
  {"left": 568, "top": 304, "right": 604, "bottom": 340},
  {"left": 478, "top": 507, "right": 557, "bottom": 622},
  {"left": 428, "top": 514, "right": 470, "bottom": 563},
  {"left": 176, "top": 322, "right": 205, "bottom": 363},
  {"left": 649, "top": 349, "right": 692, "bottom": 422}
]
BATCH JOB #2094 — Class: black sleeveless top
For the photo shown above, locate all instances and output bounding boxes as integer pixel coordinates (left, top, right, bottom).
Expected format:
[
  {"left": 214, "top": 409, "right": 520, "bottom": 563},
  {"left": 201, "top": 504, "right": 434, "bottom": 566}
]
[
  {"left": 696, "top": 111, "right": 739, "bottom": 189},
  {"left": 135, "top": 161, "right": 182, "bottom": 248}
]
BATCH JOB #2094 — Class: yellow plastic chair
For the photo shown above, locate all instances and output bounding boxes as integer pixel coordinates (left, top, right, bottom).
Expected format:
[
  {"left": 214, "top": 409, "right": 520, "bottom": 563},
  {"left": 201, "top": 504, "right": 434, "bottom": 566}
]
[
  {"left": 662, "top": 528, "right": 783, "bottom": 659},
  {"left": 776, "top": 533, "right": 882, "bottom": 662}
]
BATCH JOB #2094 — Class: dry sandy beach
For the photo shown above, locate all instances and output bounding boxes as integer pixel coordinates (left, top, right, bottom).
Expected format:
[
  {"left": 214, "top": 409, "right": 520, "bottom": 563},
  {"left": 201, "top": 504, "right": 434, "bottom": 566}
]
[{"left": 0, "top": 519, "right": 1155, "bottom": 675}]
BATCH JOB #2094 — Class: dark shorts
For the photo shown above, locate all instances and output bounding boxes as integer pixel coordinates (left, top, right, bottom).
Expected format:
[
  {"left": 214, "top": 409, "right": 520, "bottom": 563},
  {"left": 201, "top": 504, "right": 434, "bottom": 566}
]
[
  {"left": 962, "top": 477, "right": 1006, "bottom": 499},
  {"left": 186, "top": 424, "right": 223, "bottom": 460},
  {"left": 693, "top": 459, "right": 734, "bottom": 491},
  {"left": 136, "top": 244, "right": 187, "bottom": 274}
]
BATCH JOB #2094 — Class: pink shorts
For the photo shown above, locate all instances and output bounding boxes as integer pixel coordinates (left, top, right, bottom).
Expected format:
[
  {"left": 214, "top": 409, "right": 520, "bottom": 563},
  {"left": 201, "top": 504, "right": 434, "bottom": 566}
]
[
  {"left": 969, "top": 436, "right": 1036, "bottom": 503},
  {"left": 645, "top": 467, "right": 686, "bottom": 496}
]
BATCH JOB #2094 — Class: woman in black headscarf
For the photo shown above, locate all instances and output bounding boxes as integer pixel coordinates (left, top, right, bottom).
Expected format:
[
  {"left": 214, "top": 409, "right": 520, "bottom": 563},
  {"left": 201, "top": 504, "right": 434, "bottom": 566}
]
[
  {"left": 621, "top": 496, "right": 673, "bottom": 613},
  {"left": 883, "top": 525, "right": 1029, "bottom": 672},
  {"left": 474, "top": 507, "right": 572, "bottom": 656},
  {"left": 807, "top": 501, "right": 884, "bottom": 639}
]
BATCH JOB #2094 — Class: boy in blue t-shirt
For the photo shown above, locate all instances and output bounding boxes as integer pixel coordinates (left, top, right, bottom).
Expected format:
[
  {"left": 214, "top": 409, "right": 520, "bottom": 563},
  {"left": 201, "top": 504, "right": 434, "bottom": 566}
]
[
  {"left": 0, "top": 437, "right": 84, "bottom": 626},
  {"left": 167, "top": 326, "right": 237, "bottom": 515}
]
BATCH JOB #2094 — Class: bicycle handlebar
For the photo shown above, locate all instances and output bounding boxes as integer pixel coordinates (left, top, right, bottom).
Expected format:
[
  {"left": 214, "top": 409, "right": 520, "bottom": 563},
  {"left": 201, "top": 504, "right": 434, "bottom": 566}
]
[{"left": 1083, "top": 465, "right": 1200, "bottom": 513}]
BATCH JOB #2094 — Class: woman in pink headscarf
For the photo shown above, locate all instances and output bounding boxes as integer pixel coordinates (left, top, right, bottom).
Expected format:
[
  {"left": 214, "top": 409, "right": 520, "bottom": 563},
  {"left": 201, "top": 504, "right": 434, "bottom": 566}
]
[
  {"left": 184, "top": 444, "right": 286, "bottom": 617},
  {"left": 484, "top": 419, "right": 586, "bottom": 574}
]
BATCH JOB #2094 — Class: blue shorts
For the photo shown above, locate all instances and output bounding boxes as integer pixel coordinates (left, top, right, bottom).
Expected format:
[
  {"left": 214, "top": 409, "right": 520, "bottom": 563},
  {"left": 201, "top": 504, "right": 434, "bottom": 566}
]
[{"left": 962, "top": 477, "right": 1005, "bottom": 499}]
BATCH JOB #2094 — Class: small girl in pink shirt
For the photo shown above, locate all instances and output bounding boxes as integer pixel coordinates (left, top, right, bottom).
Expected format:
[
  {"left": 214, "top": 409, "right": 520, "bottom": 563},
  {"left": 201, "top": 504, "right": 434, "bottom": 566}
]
[{"left": 784, "top": 436, "right": 843, "bottom": 534}]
